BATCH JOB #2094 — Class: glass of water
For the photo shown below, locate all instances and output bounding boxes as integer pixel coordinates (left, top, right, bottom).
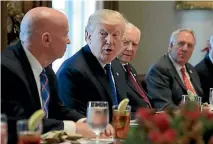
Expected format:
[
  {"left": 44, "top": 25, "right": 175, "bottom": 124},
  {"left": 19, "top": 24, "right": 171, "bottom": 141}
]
[
  {"left": 181, "top": 95, "right": 202, "bottom": 111},
  {"left": 87, "top": 101, "right": 109, "bottom": 143},
  {"left": 209, "top": 88, "right": 213, "bottom": 106}
]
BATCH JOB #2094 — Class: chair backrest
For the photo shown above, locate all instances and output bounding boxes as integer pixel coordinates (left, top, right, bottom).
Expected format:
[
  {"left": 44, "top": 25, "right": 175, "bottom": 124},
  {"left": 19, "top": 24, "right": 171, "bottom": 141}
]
[{"left": 136, "top": 74, "right": 147, "bottom": 92}]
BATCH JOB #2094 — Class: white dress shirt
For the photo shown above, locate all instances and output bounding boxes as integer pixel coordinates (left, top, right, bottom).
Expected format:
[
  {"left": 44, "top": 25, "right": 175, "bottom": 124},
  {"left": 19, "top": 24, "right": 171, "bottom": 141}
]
[
  {"left": 169, "top": 54, "right": 197, "bottom": 95},
  {"left": 23, "top": 48, "right": 76, "bottom": 133}
]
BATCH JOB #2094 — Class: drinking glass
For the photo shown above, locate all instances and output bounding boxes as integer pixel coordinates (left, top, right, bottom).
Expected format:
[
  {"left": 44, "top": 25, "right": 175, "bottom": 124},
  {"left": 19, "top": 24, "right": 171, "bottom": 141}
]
[
  {"left": 182, "top": 95, "right": 202, "bottom": 104},
  {"left": 112, "top": 105, "right": 131, "bottom": 139},
  {"left": 87, "top": 101, "right": 109, "bottom": 143},
  {"left": 1, "top": 114, "right": 7, "bottom": 144},
  {"left": 17, "top": 119, "right": 42, "bottom": 144},
  {"left": 182, "top": 95, "right": 202, "bottom": 111},
  {"left": 209, "top": 88, "right": 213, "bottom": 106}
]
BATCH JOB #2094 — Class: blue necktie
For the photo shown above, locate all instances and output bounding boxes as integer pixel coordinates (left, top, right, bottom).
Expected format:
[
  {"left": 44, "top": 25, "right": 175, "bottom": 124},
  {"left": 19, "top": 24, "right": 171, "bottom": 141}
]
[
  {"left": 105, "top": 64, "right": 118, "bottom": 105},
  {"left": 40, "top": 70, "right": 50, "bottom": 118}
]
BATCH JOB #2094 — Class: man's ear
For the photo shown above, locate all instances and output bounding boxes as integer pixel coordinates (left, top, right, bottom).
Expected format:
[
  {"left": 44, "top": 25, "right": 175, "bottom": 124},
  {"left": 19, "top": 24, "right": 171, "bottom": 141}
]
[
  {"left": 168, "top": 42, "right": 173, "bottom": 52},
  {"left": 85, "top": 31, "right": 88, "bottom": 42},
  {"left": 41, "top": 32, "right": 51, "bottom": 47},
  {"left": 85, "top": 31, "right": 92, "bottom": 44},
  {"left": 170, "top": 42, "right": 174, "bottom": 48}
]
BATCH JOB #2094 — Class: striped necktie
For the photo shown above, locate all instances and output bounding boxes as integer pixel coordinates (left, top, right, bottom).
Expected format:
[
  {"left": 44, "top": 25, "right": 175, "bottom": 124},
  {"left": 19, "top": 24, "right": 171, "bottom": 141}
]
[{"left": 40, "top": 69, "right": 50, "bottom": 118}]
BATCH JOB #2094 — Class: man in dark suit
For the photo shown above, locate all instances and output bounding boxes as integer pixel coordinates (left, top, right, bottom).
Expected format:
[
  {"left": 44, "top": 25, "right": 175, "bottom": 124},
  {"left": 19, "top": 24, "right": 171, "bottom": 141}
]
[
  {"left": 112, "top": 22, "right": 151, "bottom": 114},
  {"left": 56, "top": 9, "right": 127, "bottom": 118},
  {"left": 1, "top": 7, "right": 97, "bottom": 144},
  {"left": 145, "top": 28, "right": 203, "bottom": 111},
  {"left": 195, "top": 35, "right": 213, "bottom": 103}
]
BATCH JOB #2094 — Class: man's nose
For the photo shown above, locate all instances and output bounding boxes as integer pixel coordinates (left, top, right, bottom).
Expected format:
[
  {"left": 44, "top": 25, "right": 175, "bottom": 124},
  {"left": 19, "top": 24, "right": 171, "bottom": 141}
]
[
  {"left": 181, "top": 43, "right": 188, "bottom": 51},
  {"left": 126, "top": 43, "right": 133, "bottom": 51},
  {"left": 106, "top": 34, "right": 114, "bottom": 44}
]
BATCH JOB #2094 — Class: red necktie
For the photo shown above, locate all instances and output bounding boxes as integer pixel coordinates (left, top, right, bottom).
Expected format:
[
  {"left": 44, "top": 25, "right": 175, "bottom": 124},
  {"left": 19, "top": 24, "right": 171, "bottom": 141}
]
[
  {"left": 124, "top": 65, "right": 152, "bottom": 108},
  {"left": 180, "top": 67, "right": 196, "bottom": 95}
]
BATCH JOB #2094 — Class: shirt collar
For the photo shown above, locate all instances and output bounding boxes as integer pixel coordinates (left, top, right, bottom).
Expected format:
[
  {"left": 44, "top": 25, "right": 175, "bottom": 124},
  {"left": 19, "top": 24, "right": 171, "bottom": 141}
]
[
  {"left": 23, "top": 47, "right": 43, "bottom": 78},
  {"left": 169, "top": 54, "right": 186, "bottom": 71},
  {"left": 209, "top": 53, "right": 213, "bottom": 64},
  {"left": 97, "top": 59, "right": 106, "bottom": 68},
  {"left": 121, "top": 62, "right": 128, "bottom": 66}
]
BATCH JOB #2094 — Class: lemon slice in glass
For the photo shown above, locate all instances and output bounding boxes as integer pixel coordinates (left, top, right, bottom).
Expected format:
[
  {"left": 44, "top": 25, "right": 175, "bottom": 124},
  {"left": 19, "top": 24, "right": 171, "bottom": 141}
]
[
  {"left": 28, "top": 109, "right": 45, "bottom": 131},
  {"left": 118, "top": 98, "right": 129, "bottom": 113},
  {"left": 187, "top": 90, "right": 195, "bottom": 101}
]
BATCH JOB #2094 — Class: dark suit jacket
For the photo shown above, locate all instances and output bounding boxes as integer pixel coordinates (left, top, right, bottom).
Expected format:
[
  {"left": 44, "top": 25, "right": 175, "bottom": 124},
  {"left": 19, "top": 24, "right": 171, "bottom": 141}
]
[
  {"left": 56, "top": 45, "right": 127, "bottom": 119},
  {"left": 1, "top": 42, "right": 82, "bottom": 144},
  {"left": 145, "top": 54, "right": 203, "bottom": 111},
  {"left": 111, "top": 60, "right": 149, "bottom": 113},
  {"left": 195, "top": 55, "right": 213, "bottom": 103}
]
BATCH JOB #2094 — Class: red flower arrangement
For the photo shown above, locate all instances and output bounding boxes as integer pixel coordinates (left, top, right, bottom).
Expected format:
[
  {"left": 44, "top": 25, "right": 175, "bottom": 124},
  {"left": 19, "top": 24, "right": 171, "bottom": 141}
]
[{"left": 125, "top": 101, "right": 213, "bottom": 144}]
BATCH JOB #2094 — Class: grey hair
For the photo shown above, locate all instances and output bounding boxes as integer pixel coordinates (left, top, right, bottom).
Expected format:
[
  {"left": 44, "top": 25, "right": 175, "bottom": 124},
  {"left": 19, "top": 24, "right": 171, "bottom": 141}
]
[
  {"left": 85, "top": 9, "right": 127, "bottom": 34},
  {"left": 169, "top": 28, "right": 196, "bottom": 46},
  {"left": 123, "top": 22, "right": 141, "bottom": 39}
]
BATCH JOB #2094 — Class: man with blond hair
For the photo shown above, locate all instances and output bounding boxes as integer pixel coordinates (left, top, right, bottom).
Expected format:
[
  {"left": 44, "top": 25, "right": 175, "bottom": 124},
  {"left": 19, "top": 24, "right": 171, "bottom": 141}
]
[
  {"left": 145, "top": 28, "right": 203, "bottom": 111},
  {"left": 112, "top": 22, "right": 151, "bottom": 114},
  {"left": 195, "top": 35, "right": 213, "bottom": 103},
  {"left": 1, "top": 7, "right": 111, "bottom": 143},
  {"left": 57, "top": 9, "right": 128, "bottom": 120}
]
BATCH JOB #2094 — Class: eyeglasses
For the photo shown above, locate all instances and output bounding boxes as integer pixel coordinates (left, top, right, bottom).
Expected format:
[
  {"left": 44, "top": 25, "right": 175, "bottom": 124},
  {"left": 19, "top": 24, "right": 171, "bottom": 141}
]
[{"left": 177, "top": 41, "right": 195, "bottom": 49}]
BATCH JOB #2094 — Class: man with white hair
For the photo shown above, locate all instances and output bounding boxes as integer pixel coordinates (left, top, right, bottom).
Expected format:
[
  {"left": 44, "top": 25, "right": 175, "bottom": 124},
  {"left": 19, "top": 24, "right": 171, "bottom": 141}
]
[
  {"left": 112, "top": 22, "right": 151, "bottom": 114},
  {"left": 1, "top": 7, "right": 106, "bottom": 143},
  {"left": 57, "top": 9, "right": 127, "bottom": 121},
  {"left": 145, "top": 28, "right": 203, "bottom": 111},
  {"left": 195, "top": 35, "right": 213, "bottom": 103}
]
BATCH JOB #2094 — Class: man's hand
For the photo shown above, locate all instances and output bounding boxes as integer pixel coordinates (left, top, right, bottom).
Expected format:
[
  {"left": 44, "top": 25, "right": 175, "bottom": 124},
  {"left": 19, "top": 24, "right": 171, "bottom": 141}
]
[
  {"left": 100, "top": 124, "right": 114, "bottom": 138},
  {"left": 202, "top": 104, "right": 213, "bottom": 113},
  {"left": 75, "top": 123, "right": 95, "bottom": 138}
]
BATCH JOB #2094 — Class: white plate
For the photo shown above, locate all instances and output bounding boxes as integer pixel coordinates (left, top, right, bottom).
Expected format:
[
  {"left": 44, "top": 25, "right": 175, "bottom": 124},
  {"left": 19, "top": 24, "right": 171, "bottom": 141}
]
[{"left": 78, "top": 138, "right": 114, "bottom": 144}]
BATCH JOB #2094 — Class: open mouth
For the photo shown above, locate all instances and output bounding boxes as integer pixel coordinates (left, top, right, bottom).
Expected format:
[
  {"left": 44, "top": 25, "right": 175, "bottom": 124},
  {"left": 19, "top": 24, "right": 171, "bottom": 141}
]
[
  {"left": 106, "top": 49, "right": 112, "bottom": 52},
  {"left": 105, "top": 49, "right": 113, "bottom": 54}
]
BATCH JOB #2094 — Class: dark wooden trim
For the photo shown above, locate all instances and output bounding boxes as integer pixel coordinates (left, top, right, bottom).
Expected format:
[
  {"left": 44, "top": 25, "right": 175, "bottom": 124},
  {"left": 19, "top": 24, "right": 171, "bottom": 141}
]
[{"left": 1, "top": 1, "right": 8, "bottom": 51}]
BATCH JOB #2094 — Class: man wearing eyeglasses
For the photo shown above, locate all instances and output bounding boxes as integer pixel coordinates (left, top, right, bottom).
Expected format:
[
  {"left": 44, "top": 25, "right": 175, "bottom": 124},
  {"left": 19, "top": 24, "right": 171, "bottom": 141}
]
[
  {"left": 145, "top": 28, "right": 203, "bottom": 111},
  {"left": 112, "top": 22, "right": 151, "bottom": 114}
]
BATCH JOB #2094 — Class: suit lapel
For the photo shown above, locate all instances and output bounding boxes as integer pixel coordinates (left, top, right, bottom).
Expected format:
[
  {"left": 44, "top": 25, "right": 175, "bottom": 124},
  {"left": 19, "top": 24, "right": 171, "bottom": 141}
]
[
  {"left": 97, "top": 75, "right": 114, "bottom": 103},
  {"left": 126, "top": 70, "right": 139, "bottom": 95},
  {"left": 119, "top": 63, "right": 141, "bottom": 96},
  {"left": 174, "top": 73, "right": 186, "bottom": 91},
  {"left": 128, "top": 66, "right": 140, "bottom": 93},
  {"left": 166, "top": 55, "right": 186, "bottom": 91},
  {"left": 111, "top": 66, "right": 126, "bottom": 101},
  {"left": 14, "top": 42, "right": 41, "bottom": 110},
  {"left": 127, "top": 67, "right": 149, "bottom": 97},
  {"left": 83, "top": 46, "right": 114, "bottom": 103}
]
